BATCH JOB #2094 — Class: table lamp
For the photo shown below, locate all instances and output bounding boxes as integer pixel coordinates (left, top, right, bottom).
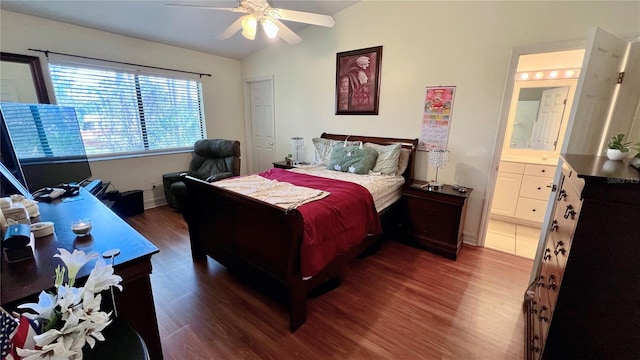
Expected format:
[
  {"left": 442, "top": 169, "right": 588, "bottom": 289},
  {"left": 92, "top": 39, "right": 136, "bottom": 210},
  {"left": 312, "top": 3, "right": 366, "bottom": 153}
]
[
  {"left": 428, "top": 149, "right": 450, "bottom": 190},
  {"left": 290, "top": 137, "right": 304, "bottom": 165}
]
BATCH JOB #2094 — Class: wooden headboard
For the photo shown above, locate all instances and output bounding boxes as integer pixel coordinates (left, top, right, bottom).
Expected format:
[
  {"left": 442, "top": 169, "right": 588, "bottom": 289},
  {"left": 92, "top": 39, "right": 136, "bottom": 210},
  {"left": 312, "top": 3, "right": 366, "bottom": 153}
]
[{"left": 320, "top": 133, "right": 419, "bottom": 183}]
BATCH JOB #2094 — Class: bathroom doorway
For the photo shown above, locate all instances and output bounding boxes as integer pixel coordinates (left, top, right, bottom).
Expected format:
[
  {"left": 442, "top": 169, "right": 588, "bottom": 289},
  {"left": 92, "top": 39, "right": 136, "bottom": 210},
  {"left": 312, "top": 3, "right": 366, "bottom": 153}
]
[{"left": 484, "top": 49, "right": 585, "bottom": 259}]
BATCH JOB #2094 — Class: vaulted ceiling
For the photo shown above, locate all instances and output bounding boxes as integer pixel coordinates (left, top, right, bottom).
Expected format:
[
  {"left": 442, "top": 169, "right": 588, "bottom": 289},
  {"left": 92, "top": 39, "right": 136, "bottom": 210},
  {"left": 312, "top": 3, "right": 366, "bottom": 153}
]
[{"left": 0, "top": 1, "right": 358, "bottom": 59}]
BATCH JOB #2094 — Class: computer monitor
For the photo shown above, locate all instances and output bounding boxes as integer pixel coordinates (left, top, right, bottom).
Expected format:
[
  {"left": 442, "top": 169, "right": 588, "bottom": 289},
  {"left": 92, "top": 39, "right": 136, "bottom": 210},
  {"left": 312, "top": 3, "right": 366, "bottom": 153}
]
[
  {"left": 0, "top": 162, "right": 32, "bottom": 199},
  {"left": 0, "top": 102, "right": 92, "bottom": 193}
]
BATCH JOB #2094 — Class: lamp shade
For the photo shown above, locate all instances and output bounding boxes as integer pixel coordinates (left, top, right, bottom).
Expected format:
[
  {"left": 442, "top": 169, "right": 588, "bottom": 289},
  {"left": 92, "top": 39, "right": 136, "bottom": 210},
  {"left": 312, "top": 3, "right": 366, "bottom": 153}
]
[{"left": 290, "top": 137, "right": 304, "bottom": 164}]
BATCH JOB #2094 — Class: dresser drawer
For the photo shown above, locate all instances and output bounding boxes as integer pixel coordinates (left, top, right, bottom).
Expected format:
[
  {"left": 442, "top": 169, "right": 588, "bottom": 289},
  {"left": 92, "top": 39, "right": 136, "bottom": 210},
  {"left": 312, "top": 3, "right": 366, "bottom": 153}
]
[
  {"left": 524, "top": 163, "right": 555, "bottom": 177},
  {"left": 405, "top": 195, "right": 458, "bottom": 241},
  {"left": 515, "top": 197, "right": 547, "bottom": 223},
  {"left": 539, "top": 253, "right": 562, "bottom": 310},
  {"left": 520, "top": 176, "right": 553, "bottom": 200}
]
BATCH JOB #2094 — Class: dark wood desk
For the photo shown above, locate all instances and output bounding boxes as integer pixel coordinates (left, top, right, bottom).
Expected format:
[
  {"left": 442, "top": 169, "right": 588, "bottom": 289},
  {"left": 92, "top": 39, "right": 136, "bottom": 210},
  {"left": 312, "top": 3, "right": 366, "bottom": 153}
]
[{"left": 1, "top": 189, "right": 163, "bottom": 359}]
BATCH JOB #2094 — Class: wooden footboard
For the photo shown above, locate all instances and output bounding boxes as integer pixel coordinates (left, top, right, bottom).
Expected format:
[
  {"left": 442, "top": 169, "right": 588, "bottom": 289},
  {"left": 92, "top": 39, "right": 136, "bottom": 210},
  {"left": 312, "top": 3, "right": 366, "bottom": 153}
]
[
  {"left": 182, "top": 175, "right": 310, "bottom": 330},
  {"left": 182, "top": 133, "right": 418, "bottom": 332}
]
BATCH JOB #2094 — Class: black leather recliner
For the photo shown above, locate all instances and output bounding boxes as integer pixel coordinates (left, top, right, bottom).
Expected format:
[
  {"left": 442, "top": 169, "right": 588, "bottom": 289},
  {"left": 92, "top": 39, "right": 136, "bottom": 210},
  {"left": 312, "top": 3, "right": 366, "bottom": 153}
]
[{"left": 162, "top": 139, "right": 240, "bottom": 211}]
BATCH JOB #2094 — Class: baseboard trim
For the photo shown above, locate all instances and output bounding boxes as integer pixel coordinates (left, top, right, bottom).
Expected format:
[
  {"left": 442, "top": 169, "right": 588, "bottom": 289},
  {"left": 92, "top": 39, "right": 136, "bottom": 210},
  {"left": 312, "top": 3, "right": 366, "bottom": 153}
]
[
  {"left": 463, "top": 231, "right": 478, "bottom": 246},
  {"left": 144, "top": 196, "right": 167, "bottom": 210}
]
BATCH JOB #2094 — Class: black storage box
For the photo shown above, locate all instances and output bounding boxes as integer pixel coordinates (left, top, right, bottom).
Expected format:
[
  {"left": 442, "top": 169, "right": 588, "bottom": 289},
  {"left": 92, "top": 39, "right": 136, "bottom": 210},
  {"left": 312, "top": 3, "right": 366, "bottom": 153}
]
[{"left": 110, "top": 190, "right": 144, "bottom": 218}]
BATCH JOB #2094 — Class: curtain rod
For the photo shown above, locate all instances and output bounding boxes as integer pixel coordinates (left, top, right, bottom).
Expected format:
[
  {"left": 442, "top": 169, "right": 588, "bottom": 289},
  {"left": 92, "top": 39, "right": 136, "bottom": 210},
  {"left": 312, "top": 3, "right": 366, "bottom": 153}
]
[{"left": 28, "top": 48, "right": 212, "bottom": 78}]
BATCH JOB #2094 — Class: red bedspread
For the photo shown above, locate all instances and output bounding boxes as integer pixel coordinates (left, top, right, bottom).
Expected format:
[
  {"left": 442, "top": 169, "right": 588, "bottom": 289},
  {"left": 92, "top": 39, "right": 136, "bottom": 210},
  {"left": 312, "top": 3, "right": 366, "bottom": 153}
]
[{"left": 259, "top": 168, "right": 382, "bottom": 277}]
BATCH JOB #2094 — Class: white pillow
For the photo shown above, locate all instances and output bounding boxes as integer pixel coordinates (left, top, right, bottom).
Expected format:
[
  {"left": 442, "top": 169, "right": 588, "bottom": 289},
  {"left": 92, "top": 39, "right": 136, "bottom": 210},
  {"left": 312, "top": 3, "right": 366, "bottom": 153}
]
[
  {"left": 364, "top": 143, "right": 402, "bottom": 175},
  {"left": 396, "top": 148, "right": 411, "bottom": 176},
  {"left": 312, "top": 138, "right": 337, "bottom": 165}
]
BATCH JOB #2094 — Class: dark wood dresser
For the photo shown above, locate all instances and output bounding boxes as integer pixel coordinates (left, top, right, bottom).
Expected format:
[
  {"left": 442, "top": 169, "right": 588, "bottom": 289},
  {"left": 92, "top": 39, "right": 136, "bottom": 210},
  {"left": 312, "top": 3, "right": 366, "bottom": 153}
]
[
  {"left": 524, "top": 154, "right": 640, "bottom": 359},
  {"left": 401, "top": 181, "right": 472, "bottom": 260}
]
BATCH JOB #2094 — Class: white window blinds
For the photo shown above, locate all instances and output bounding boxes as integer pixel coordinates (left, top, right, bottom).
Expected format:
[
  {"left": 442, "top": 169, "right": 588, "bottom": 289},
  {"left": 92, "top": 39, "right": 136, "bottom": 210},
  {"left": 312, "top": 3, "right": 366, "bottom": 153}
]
[
  {"left": 0, "top": 103, "right": 86, "bottom": 161},
  {"left": 49, "top": 62, "right": 205, "bottom": 157}
]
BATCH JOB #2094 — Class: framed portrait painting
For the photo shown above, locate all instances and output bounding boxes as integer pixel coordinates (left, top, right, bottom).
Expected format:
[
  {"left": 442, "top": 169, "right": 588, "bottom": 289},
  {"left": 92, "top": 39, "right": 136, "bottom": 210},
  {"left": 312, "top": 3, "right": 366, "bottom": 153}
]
[{"left": 335, "top": 46, "right": 382, "bottom": 115}]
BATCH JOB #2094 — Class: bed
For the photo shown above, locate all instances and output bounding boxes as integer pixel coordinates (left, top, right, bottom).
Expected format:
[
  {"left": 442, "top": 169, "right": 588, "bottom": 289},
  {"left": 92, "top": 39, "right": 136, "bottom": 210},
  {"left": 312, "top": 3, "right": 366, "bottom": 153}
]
[{"left": 182, "top": 133, "right": 418, "bottom": 331}]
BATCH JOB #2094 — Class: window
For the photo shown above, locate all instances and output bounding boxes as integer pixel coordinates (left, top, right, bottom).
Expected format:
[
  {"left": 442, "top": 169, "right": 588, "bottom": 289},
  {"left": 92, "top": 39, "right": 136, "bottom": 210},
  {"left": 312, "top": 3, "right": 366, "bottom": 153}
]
[{"left": 49, "top": 62, "right": 205, "bottom": 157}]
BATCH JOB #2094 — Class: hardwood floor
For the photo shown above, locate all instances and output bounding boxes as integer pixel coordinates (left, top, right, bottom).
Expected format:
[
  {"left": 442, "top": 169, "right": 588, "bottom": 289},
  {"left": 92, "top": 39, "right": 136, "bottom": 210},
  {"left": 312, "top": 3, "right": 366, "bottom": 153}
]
[{"left": 126, "top": 206, "right": 534, "bottom": 360}]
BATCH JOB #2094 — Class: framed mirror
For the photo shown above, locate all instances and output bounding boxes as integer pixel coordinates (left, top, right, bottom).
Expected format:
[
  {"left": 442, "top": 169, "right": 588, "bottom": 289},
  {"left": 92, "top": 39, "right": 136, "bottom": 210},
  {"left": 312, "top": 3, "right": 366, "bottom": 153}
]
[
  {"left": 0, "top": 52, "right": 50, "bottom": 103},
  {"left": 502, "top": 79, "right": 577, "bottom": 157}
]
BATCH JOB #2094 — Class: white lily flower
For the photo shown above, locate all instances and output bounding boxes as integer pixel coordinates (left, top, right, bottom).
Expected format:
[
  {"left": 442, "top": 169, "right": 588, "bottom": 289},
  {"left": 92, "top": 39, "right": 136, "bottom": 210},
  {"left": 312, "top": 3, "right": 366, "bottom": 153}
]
[
  {"left": 16, "top": 338, "right": 80, "bottom": 360},
  {"left": 53, "top": 248, "right": 99, "bottom": 287},
  {"left": 81, "top": 292, "right": 102, "bottom": 316},
  {"left": 56, "top": 285, "right": 83, "bottom": 315},
  {"left": 17, "top": 291, "right": 57, "bottom": 321},
  {"left": 83, "top": 315, "right": 111, "bottom": 349},
  {"left": 33, "top": 328, "right": 63, "bottom": 348},
  {"left": 83, "top": 258, "right": 123, "bottom": 294},
  {"left": 34, "top": 313, "right": 84, "bottom": 349},
  {"left": 17, "top": 249, "right": 117, "bottom": 358}
]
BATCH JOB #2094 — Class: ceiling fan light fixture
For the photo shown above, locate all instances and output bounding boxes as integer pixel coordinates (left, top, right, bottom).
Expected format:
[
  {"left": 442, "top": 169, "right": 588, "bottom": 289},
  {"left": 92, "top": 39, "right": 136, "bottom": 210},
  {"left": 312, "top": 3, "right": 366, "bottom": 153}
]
[
  {"left": 261, "top": 18, "right": 279, "bottom": 39},
  {"left": 241, "top": 15, "right": 257, "bottom": 40}
]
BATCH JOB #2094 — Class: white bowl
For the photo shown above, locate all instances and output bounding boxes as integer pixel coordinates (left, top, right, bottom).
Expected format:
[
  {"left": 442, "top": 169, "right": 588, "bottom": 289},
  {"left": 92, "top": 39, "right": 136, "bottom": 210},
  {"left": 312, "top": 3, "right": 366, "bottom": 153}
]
[{"left": 71, "top": 219, "right": 92, "bottom": 236}]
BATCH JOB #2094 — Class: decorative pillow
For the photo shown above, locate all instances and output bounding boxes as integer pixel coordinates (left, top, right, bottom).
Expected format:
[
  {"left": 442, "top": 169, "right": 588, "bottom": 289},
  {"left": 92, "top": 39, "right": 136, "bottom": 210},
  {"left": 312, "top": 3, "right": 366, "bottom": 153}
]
[
  {"left": 396, "top": 148, "right": 411, "bottom": 176},
  {"left": 312, "top": 138, "right": 362, "bottom": 165},
  {"left": 312, "top": 138, "right": 336, "bottom": 165},
  {"left": 364, "top": 143, "right": 402, "bottom": 175},
  {"left": 327, "top": 144, "right": 378, "bottom": 174}
]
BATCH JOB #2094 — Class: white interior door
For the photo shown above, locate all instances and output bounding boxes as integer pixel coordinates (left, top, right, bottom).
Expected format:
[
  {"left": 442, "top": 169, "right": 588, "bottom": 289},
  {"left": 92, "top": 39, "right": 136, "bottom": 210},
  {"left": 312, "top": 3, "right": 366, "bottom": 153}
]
[
  {"left": 530, "top": 86, "right": 569, "bottom": 151},
  {"left": 530, "top": 27, "right": 630, "bottom": 284},
  {"left": 562, "top": 27, "right": 628, "bottom": 155},
  {"left": 248, "top": 79, "right": 275, "bottom": 173}
]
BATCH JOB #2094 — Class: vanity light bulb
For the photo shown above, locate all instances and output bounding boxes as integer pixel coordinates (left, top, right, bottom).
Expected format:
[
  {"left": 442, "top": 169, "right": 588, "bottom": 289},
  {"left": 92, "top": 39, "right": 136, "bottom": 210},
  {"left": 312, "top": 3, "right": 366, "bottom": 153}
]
[
  {"left": 565, "top": 70, "right": 575, "bottom": 77},
  {"left": 549, "top": 71, "right": 558, "bottom": 78},
  {"left": 520, "top": 73, "right": 529, "bottom": 80},
  {"left": 535, "top": 72, "right": 544, "bottom": 79}
]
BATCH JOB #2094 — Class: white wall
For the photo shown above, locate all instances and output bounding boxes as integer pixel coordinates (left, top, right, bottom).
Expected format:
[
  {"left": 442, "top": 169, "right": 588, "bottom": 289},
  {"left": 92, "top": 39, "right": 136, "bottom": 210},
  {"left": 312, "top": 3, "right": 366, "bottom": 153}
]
[
  {"left": 241, "top": 0, "right": 640, "bottom": 244},
  {"left": 0, "top": 10, "right": 246, "bottom": 208}
]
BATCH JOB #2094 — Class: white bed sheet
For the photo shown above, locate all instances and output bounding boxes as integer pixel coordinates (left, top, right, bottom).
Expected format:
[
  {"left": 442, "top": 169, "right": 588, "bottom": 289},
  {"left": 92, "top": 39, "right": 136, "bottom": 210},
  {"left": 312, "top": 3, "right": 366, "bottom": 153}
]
[{"left": 288, "top": 165, "right": 405, "bottom": 212}]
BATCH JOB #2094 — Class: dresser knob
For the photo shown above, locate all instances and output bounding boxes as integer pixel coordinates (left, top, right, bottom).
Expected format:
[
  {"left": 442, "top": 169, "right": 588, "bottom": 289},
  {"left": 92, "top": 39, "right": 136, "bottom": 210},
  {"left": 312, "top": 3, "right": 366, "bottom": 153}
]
[
  {"left": 547, "top": 274, "right": 557, "bottom": 290},
  {"left": 539, "top": 306, "right": 549, "bottom": 322},
  {"left": 557, "top": 189, "right": 567, "bottom": 200},
  {"left": 564, "top": 205, "right": 576, "bottom": 219},
  {"left": 537, "top": 187, "right": 542, "bottom": 190}
]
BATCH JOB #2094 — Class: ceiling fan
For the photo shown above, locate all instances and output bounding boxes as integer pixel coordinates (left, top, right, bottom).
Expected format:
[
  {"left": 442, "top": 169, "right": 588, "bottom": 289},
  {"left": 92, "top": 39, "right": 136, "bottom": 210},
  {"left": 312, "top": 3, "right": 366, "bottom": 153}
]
[{"left": 166, "top": 0, "right": 336, "bottom": 45}]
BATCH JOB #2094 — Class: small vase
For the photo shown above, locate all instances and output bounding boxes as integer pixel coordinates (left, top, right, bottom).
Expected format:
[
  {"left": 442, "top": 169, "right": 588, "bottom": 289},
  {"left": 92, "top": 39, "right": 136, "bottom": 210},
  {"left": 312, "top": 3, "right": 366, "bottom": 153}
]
[{"left": 606, "top": 149, "right": 628, "bottom": 161}]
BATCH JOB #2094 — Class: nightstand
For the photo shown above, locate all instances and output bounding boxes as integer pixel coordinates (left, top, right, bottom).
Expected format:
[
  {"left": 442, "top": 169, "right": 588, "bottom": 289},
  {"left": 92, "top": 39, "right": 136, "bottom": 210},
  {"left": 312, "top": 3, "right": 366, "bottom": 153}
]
[
  {"left": 401, "top": 180, "right": 473, "bottom": 260},
  {"left": 273, "top": 161, "right": 295, "bottom": 169}
]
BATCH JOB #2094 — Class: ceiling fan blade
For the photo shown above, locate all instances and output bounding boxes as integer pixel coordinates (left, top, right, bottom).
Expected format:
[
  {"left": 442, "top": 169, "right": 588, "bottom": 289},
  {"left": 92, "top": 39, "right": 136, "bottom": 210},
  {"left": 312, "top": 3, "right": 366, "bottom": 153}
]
[
  {"left": 271, "top": 19, "right": 302, "bottom": 45},
  {"left": 165, "top": 4, "right": 248, "bottom": 13},
  {"left": 217, "top": 16, "right": 244, "bottom": 40},
  {"left": 268, "top": 8, "right": 335, "bottom": 27}
]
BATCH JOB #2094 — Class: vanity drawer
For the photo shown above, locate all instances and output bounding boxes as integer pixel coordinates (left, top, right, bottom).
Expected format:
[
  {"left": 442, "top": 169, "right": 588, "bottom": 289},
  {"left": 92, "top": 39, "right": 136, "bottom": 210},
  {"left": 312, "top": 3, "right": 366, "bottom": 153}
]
[
  {"left": 520, "top": 176, "right": 553, "bottom": 200},
  {"left": 499, "top": 161, "right": 525, "bottom": 174},
  {"left": 524, "top": 164, "right": 555, "bottom": 177},
  {"left": 515, "top": 197, "right": 547, "bottom": 223}
]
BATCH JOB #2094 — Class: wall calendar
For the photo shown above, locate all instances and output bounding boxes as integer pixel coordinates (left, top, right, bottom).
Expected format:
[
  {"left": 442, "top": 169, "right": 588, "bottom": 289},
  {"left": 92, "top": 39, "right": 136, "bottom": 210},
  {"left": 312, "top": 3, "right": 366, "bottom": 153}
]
[{"left": 418, "top": 86, "right": 456, "bottom": 151}]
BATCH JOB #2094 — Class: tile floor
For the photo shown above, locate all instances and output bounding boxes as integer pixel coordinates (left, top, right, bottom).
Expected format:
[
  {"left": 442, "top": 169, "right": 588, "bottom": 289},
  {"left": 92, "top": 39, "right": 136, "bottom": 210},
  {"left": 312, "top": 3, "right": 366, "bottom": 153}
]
[{"left": 485, "top": 218, "right": 540, "bottom": 259}]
